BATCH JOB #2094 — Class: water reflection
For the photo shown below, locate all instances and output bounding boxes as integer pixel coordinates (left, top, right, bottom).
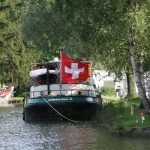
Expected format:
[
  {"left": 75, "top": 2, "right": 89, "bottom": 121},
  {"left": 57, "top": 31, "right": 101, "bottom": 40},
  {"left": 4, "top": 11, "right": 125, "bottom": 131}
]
[
  {"left": 58, "top": 123, "right": 97, "bottom": 150},
  {"left": 0, "top": 106, "right": 150, "bottom": 150}
]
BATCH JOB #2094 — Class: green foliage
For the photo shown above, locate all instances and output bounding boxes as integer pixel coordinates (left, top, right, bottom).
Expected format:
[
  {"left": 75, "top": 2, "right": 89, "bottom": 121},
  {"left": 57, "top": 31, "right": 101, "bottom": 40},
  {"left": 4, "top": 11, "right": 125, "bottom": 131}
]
[
  {"left": 101, "top": 86, "right": 116, "bottom": 96},
  {"left": 0, "top": 0, "right": 25, "bottom": 83},
  {"left": 22, "top": 0, "right": 150, "bottom": 74},
  {"left": 128, "top": 97, "right": 140, "bottom": 102},
  {"left": 1, "top": 0, "right": 150, "bottom": 95},
  {"left": 22, "top": 0, "right": 150, "bottom": 110},
  {"left": 99, "top": 102, "right": 125, "bottom": 129},
  {"left": 0, "top": 0, "right": 41, "bottom": 93},
  {"left": 22, "top": 0, "right": 66, "bottom": 59}
]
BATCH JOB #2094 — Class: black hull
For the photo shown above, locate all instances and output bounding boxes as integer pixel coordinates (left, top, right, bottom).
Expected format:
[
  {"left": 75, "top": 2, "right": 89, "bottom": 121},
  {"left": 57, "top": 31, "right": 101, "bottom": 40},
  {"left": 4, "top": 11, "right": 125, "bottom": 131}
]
[{"left": 23, "top": 102, "right": 99, "bottom": 122}]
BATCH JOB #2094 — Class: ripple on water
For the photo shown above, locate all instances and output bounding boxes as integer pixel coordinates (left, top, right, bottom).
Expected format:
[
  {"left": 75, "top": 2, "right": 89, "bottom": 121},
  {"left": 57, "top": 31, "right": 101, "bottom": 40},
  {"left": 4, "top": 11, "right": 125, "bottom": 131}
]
[
  {"left": 0, "top": 107, "right": 94, "bottom": 150},
  {"left": 1, "top": 107, "right": 150, "bottom": 150}
]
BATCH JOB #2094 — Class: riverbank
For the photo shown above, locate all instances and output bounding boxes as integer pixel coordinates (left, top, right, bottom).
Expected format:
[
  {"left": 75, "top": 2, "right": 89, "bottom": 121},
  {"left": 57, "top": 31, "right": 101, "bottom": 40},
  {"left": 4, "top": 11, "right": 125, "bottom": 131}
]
[
  {"left": 0, "top": 97, "right": 23, "bottom": 107},
  {"left": 96, "top": 96, "right": 150, "bottom": 137},
  {"left": 9, "top": 97, "right": 23, "bottom": 104}
]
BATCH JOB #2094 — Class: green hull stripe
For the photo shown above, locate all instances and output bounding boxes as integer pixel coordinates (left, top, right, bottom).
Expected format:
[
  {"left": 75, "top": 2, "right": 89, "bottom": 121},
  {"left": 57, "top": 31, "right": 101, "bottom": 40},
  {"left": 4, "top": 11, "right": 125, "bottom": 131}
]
[{"left": 26, "top": 96, "right": 97, "bottom": 104}]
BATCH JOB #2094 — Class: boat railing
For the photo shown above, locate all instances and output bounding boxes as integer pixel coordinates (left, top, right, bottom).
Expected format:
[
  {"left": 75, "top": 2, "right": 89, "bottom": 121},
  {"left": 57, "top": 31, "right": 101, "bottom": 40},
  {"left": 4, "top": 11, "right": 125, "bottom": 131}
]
[{"left": 30, "top": 89, "right": 99, "bottom": 98}]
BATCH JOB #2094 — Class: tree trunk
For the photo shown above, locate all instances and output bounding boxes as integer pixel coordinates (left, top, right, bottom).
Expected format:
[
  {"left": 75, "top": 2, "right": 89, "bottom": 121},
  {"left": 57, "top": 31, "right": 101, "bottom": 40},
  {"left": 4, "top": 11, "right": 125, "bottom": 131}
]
[
  {"left": 126, "top": 71, "right": 137, "bottom": 99},
  {"left": 11, "top": 71, "right": 13, "bottom": 83},
  {"left": 129, "top": 38, "right": 150, "bottom": 113}
]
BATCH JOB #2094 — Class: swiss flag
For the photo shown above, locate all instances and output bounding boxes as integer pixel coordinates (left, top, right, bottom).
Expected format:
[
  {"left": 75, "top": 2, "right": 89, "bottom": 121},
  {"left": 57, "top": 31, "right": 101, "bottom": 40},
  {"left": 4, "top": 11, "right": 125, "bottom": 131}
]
[{"left": 61, "top": 52, "right": 90, "bottom": 83}]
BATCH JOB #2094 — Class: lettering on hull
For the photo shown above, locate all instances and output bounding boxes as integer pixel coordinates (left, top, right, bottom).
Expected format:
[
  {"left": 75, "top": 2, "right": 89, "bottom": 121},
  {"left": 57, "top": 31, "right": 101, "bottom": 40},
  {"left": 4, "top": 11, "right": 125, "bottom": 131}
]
[{"left": 48, "top": 97, "right": 73, "bottom": 101}]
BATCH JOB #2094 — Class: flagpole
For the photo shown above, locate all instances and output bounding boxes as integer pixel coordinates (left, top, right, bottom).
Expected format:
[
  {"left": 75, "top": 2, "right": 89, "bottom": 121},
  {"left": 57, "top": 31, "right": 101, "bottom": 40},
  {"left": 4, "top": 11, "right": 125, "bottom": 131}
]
[
  {"left": 59, "top": 51, "right": 62, "bottom": 96},
  {"left": 47, "top": 63, "right": 50, "bottom": 95},
  {"left": 60, "top": 51, "right": 62, "bottom": 83}
]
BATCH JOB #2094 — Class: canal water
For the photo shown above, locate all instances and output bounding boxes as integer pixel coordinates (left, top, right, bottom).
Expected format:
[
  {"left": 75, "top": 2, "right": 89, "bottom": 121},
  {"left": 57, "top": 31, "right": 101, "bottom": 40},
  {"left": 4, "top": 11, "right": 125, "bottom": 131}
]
[{"left": 0, "top": 106, "right": 150, "bottom": 150}]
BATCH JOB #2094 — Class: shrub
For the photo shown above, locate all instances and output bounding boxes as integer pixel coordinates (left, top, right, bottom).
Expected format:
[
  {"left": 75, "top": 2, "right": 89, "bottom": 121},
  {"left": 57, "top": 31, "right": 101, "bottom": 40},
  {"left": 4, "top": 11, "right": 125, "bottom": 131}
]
[{"left": 101, "top": 86, "right": 116, "bottom": 96}]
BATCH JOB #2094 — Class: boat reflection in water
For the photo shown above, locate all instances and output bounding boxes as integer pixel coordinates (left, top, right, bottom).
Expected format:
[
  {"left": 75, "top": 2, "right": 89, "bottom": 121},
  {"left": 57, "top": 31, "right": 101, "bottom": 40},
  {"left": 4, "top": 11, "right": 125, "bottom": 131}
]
[{"left": 58, "top": 123, "right": 97, "bottom": 150}]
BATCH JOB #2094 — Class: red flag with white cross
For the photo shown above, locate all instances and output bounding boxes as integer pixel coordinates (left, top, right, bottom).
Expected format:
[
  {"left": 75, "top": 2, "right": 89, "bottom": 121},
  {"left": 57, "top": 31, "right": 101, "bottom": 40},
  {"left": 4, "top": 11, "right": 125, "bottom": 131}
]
[{"left": 60, "top": 52, "right": 90, "bottom": 83}]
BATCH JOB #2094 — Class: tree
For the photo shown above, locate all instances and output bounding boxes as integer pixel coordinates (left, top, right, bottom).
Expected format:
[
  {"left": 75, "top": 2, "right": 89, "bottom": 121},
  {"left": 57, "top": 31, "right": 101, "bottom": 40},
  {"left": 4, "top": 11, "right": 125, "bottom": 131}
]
[
  {"left": 22, "top": 0, "right": 150, "bottom": 111},
  {"left": 0, "top": 0, "right": 25, "bottom": 84},
  {"left": 0, "top": 0, "right": 40, "bottom": 92},
  {"left": 56, "top": 0, "right": 150, "bottom": 111},
  {"left": 127, "top": 0, "right": 150, "bottom": 111}
]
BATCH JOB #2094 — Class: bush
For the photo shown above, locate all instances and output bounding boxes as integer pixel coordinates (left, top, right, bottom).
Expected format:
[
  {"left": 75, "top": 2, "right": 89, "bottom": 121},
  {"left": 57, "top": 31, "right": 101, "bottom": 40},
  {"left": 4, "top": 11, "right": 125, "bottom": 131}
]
[
  {"left": 101, "top": 86, "right": 116, "bottom": 96},
  {"left": 97, "top": 102, "right": 126, "bottom": 129}
]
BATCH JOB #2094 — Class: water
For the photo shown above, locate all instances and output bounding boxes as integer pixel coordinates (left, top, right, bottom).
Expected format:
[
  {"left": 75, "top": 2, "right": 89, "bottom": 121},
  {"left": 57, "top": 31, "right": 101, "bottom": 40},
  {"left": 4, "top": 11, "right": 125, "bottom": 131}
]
[{"left": 0, "top": 106, "right": 150, "bottom": 150}]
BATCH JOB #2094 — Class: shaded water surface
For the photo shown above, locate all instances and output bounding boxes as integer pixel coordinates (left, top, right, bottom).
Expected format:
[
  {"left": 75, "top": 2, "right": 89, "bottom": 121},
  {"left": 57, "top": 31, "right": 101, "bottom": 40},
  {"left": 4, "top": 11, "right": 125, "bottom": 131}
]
[{"left": 0, "top": 106, "right": 150, "bottom": 150}]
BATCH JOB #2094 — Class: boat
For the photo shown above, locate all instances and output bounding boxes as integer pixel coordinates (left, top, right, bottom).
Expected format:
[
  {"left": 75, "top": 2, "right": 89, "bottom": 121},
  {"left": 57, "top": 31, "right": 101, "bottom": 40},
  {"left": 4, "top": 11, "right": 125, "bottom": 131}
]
[
  {"left": 0, "top": 86, "right": 14, "bottom": 105},
  {"left": 23, "top": 53, "right": 102, "bottom": 122}
]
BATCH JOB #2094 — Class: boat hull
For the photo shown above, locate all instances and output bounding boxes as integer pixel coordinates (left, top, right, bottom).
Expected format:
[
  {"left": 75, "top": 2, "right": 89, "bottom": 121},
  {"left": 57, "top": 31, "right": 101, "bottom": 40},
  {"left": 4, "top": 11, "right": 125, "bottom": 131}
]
[{"left": 23, "top": 96, "right": 100, "bottom": 121}]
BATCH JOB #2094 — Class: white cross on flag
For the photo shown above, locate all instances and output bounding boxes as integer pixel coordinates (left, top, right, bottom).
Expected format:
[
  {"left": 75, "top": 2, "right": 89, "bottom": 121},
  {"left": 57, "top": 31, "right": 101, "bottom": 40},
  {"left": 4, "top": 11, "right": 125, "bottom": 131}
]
[{"left": 61, "top": 52, "right": 90, "bottom": 83}]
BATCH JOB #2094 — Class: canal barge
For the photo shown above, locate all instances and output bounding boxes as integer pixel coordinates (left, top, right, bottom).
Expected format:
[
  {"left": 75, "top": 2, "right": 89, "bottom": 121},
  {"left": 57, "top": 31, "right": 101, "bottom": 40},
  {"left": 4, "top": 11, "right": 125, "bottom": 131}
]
[{"left": 23, "top": 53, "right": 102, "bottom": 122}]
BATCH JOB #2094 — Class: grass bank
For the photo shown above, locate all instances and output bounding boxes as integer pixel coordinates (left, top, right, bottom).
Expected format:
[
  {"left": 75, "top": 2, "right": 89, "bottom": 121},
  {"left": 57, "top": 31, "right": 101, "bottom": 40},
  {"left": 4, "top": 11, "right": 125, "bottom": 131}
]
[{"left": 96, "top": 94, "right": 150, "bottom": 136}]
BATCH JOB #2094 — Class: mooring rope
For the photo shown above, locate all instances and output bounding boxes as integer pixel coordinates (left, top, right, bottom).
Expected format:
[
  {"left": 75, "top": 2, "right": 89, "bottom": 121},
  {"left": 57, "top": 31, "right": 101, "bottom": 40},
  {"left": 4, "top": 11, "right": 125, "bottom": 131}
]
[
  {"left": 41, "top": 95, "right": 80, "bottom": 123},
  {"left": 30, "top": 75, "right": 98, "bottom": 123},
  {"left": 30, "top": 78, "right": 80, "bottom": 122}
]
